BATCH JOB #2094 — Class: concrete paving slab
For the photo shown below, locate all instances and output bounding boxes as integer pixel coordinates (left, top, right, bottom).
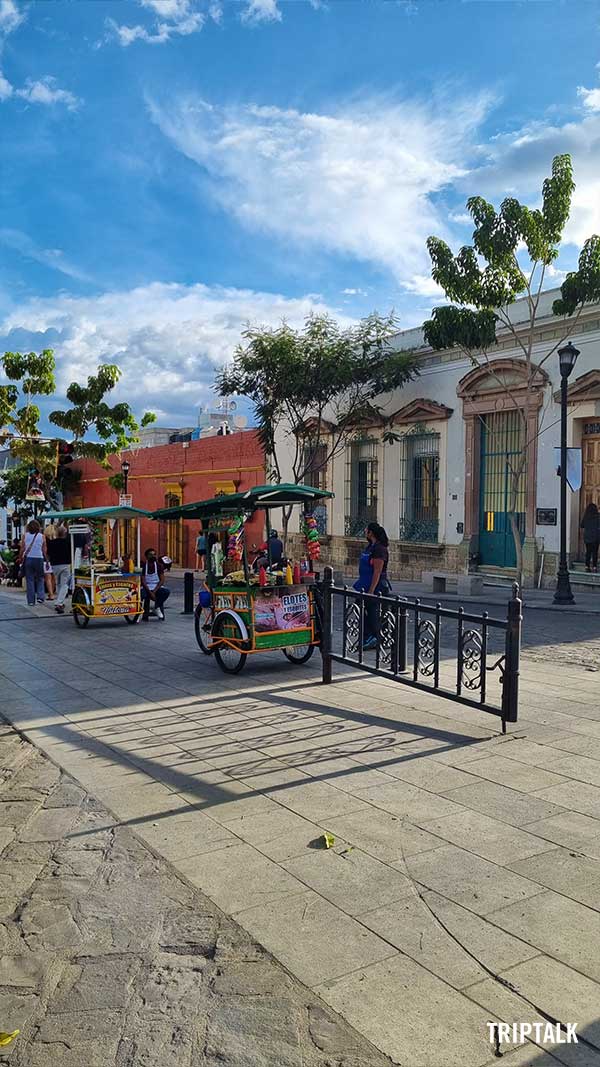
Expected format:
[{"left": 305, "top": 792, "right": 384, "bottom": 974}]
[
  {"left": 349, "top": 779, "right": 467, "bottom": 821},
  {"left": 175, "top": 842, "right": 309, "bottom": 914},
  {"left": 442, "top": 780, "right": 567, "bottom": 827},
  {"left": 509, "top": 847, "right": 600, "bottom": 910},
  {"left": 489, "top": 890, "right": 600, "bottom": 983},
  {"left": 405, "top": 844, "right": 545, "bottom": 915},
  {"left": 325, "top": 808, "right": 444, "bottom": 863},
  {"left": 315, "top": 953, "right": 496, "bottom": 1067},
  {"left": 418, "top": 809, "right": 559, "bottom": 864},
  {"left": 282, "top": 846, "right": 414, "bottom": 916},
  {"left": 374, "top": 755, "right": 478, "bottom": 792},
  {"left": 459, "top": 755, "right": 570, "bottom": 793},
  {"left": 236, "top": 890, "right": 397, "bottom": 987},
  {"left": 523, "top": 810, "right": 600, "bottom": 852}
]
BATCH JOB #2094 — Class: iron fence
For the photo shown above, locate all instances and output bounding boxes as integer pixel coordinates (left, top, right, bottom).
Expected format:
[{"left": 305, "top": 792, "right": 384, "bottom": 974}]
[{"left": 318, "top": 566, "right": 521, "bottom": 731}]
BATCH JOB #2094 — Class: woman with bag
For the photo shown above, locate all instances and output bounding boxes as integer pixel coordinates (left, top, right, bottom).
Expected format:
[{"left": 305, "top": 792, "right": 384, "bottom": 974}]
[
  {"left": 19, "top": 520, "right": 48, "bottom": 606},
  {"left": 353, "top": 522, "right": 391, "bottom": 651}
]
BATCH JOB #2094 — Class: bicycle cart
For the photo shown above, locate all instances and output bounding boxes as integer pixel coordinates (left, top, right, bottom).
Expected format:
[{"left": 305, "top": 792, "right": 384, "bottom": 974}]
[
  {"left": 153, "top": 484, "right": 333, "bottom": 673},
  {"left": 43, "top": 505, "right": 152, "bottom": 627}
]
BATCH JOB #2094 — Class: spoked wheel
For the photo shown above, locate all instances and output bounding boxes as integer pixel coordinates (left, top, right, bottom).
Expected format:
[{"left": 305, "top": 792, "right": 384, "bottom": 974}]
[
  {"left": 194, "top": 606, "right": 212, "bottom": 654},
  {"left": 213, "top": 615, "right": 247, "bottom": 674},
  {"left": 72, "top": 587, "right": 90, "bottom": 628},
  {"left": 124, "top": 612, "right": 142, "bottom": 625},
  {"left": 282, "top": 644, "right": 315, "bottom": 665}
]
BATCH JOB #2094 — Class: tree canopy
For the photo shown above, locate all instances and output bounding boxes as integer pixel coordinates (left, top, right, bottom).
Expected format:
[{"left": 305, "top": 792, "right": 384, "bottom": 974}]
[{"left": 217, "top": 312, "right": 417, "bottom": 486}]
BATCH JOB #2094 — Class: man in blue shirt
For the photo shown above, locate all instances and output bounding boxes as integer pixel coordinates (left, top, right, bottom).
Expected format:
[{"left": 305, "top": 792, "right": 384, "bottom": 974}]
[{"left": 268, "top": 529, "right": 284, "bottom": 566}]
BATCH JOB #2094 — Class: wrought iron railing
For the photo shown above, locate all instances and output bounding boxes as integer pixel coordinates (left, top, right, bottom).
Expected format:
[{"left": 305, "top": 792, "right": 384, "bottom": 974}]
[
  {"left": 398, "top": 518, "right": 439, "bottom": 543},
  {"left": 317, "top": 566, "right": 521, "bottom": 731}
]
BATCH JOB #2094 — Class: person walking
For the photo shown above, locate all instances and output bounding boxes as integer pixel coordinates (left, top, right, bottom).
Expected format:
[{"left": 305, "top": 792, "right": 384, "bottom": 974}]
[
  {"left": 19, "top": 520, "right": 48, "bottom": 606},
  {"left": 353, "top": 522, "right": 391, "bottom": 650},
  {"left": 581, "top": 502, "right": 600, "bottom": 572},
  {"left": 140, "top": 548, "right": 170, "bottom": 621},
  {"left": 195, "top": 528, "right": 207, "bottom": 571},
  {"left": 47, "top": 525, "right": 72, "bottom": 614},
  {"left": 43, "top": 522, "right": 57, "bottom": 600}
]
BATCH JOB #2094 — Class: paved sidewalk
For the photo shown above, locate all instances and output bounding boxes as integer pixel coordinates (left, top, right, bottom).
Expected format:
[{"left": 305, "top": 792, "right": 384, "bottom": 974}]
[
  {"left": 1, "top": 588, "right": 600, "bottom": 1065},
  {"left": 0, "top": 721, "right": 392, "bottom": 1067}
]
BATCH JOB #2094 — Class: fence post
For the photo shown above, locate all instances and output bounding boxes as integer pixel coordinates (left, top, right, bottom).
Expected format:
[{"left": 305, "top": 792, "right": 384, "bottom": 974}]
[
  {"left": 321, "top": 565, "right": 333, "bottom": 684},
  {"left": 182, "top": 571, "right": 195, "bottom": 615},
  {"left": 501, "top": 582, "right": 522, "bottom": 730}
]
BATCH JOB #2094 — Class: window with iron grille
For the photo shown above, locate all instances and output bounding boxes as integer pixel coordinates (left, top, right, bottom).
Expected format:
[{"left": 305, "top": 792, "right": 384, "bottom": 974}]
[
  {"left": 345, "top": 438, "right": 378, "bottom": 537},
  {"left": 398, "top": 429, "right": 440, "bottom": 543},
  {"left": 301, "top": 443, "right": 329, "bottom": 534},
  {"left": 302, "top": 443, "right": 328, "bottom": 491}
]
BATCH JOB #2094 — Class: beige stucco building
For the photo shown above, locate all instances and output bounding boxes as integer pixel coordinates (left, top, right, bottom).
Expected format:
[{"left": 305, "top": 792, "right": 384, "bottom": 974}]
[{"left": 282, "top": 288, "right": 600, "bottom": 588}]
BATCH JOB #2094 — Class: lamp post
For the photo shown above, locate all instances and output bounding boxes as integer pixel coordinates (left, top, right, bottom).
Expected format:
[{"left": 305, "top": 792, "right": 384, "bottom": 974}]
[
  {"left": 121, "top": 459, "right": 131, "bottom": 555},
  {"left": 553, "top": 341, "right": 580, "bottom": 605}
]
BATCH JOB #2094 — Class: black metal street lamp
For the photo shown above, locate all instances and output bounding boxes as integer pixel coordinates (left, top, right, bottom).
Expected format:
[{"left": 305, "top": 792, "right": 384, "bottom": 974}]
[
  {"left": 121, "top": 458, "right": 131, "bottom": 556},
  {"left": 553, "top": 341, "right": 580, "bottom": 605},
  {"left": 121, "top": 459, "right": 130, "bottom": 497}
]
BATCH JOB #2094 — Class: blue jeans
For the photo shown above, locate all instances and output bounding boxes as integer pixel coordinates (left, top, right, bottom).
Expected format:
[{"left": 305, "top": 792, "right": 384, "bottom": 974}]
[
  {"left": 141, "top": 586, "right": 170, "bottom": 615},
  {"left": 25, "top": 558, "right": 45, "bottom": 605}
]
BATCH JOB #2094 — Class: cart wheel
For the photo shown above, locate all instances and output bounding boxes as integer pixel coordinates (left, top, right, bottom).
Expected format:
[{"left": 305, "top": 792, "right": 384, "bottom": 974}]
[
  {"left": 194, "top": 606, "right": 212, "bottom": 654},
  {"left": 213, "top": 615, "right": 247, "bottom": 674},
  {"left": 283, "top": 644, "right": 315, "bottom": 665},
  {"left": 124, "top": 612, "right": 142, "bottom": 625},
  {"left": 72, "top": 588, "right": 90, "bottom": 628}
]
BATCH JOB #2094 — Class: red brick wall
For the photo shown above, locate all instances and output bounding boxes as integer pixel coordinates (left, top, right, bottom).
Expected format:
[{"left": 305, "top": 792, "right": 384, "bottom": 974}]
[{"left": 65, "top": 430, "right": 266, "bottom": 568}]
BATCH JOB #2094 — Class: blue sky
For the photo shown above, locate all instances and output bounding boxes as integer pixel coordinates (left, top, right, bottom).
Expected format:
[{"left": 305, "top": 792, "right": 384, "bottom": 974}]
[{"left": 2, "top": 0, "right": 600, "bottom": 424}]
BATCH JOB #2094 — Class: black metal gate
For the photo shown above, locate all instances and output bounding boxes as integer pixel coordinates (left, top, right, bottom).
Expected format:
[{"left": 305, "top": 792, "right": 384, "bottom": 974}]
[{"left": 318, "top": 566, "right": 521, "bottom": 731}]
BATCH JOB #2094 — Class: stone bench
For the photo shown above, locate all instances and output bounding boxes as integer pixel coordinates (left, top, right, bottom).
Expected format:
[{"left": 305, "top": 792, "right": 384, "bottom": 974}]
[{"left": 422, "top": 571, "right": 484, "bottom": 596}]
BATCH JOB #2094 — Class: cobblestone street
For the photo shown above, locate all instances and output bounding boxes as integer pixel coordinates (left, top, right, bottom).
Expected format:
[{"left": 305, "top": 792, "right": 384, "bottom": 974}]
[{"left": 0, "top": 723, "right": 390, "bottom": 1067}]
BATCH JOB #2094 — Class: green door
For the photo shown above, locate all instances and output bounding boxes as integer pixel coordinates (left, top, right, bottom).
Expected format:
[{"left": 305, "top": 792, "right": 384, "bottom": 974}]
[{"left": 479, "top": 412, "right": 525, "bottom": 568}]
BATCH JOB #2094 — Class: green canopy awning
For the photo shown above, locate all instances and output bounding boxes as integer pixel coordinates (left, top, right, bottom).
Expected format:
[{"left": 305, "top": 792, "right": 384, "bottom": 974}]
[
  {"left": 152, "top": 483, "right": 334, "bottom": 521},
  {"left": 43, "top": 505, "right": 152, "bottom": 521}
]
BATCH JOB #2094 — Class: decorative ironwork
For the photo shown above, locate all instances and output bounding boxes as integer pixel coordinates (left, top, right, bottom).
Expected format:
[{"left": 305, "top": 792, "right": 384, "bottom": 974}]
[
  {"left": 398, "top": 518, "right": 439, "bottom": 543},
  {"left": 417, "top": 619, "right": 437, "bottom": 676},
  {"left": 461, "top": 629, "right": 484, "bottom": 691},
  {"left": 345, "top": 514, "right": 370, "bottom": 537},
  {"left": 319, "top": 571, "right": 522, "bottom": 730},
  {"left": 344, "top": 600, "right": 361, "bottom": 653},
  {"left": 378, "top": 607, "right": 397, "bottom": 667}
]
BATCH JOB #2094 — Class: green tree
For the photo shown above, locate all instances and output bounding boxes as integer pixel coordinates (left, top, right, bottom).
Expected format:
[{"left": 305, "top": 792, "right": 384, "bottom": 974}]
[
  {"left": 0, "top": 351, "right": 156, "bottom": 512},
  {"left": 423, "top": 153, "right": 600, "bottom": 586},
  {"left": 217, "top": 312, "right": 417, "bottom": 542}
]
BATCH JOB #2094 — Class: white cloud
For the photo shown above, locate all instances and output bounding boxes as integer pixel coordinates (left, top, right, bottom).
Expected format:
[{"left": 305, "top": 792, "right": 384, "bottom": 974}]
[
  {"left": 0, "top": 282, "right": 350, "bottom": 422},
  {"left": 577, "top": 85, "right": 600, "bottom": 112},
  {"left": 341, "top": 287, "right": 367, "bottom": 296},
  {"left": 0, "top": 229, "right": 92, "bottom": 282},
  {"left": 241, "top": 0, "right": 282, "bottom": 24},
  {"left": 0, "top": 0, "right": 23, "bottom": 37},
  {"left": 0, "top": 69, "right": 11, "bottom": 99},
  {"left": 108, "top": 0, "right": 204, "bottom": 46},
  {"left": 149, "top": 92, "right": 494, "bottom": 290},
  {"left": 448, "top": 211, "right": 471, "bottom": 225},
  {"left": 15, "top": 77, "right": 80, "bottom": 110},
  {"left": 403, "top": 274, "right": 446, "bottom": 298},
  {"left": 468, "top": 109, "right": 600, "bottom": 248}
]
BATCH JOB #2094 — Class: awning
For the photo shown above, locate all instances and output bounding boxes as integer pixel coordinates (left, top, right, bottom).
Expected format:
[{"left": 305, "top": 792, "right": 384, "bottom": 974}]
[
  {"left": 152, "top": 483, "right": 333, "bottom": 520},
  {"left": 43, "top": 505, "right": 153, "bottom": 521}
]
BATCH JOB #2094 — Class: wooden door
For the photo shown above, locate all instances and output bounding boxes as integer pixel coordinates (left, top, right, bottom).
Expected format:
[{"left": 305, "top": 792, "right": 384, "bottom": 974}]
[{"left": 581, "top": 433, "right": 600, "bottom": 556}]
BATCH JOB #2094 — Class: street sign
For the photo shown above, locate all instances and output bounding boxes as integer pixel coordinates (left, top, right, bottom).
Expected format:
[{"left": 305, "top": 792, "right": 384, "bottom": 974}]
[
  {"left": 536, "top": 508, "right": 557, "bottom": 526},
  {"left": 119, "top": 494, "right": 132, "bottom": 507},
  {"left": 553, "top": 447, "right": 582, "bottom": 491}
]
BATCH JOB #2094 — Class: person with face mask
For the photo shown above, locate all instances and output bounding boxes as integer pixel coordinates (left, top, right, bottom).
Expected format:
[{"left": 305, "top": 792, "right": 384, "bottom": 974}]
[
  {"left": 140, "top": 547, "right": 170, "bottom": 621},
  {"left": 353, "top": 522, "right": 391, "bottom": 651}
]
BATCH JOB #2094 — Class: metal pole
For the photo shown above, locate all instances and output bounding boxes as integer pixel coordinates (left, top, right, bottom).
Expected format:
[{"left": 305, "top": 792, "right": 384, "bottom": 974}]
[
  {"left": 553, "top": 374, "right": 574, "bottom": 604},
  {"left": 182, "top": 571, "right": 194, "bottom": 614},
  {"left": 321, "top": 564, "right": 333, "bottom": 684},
  {"left": 501, "top": 582, "right": 522, "bottom": 730}
]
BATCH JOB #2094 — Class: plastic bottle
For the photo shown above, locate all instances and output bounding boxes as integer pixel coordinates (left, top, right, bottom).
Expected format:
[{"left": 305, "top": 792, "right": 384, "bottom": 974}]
[
  {"left": 293, "top": 563, "right": 301, "bottom": 585},
  {"left": 259, "top": 566, "right": 267, "bottom": 587},
  {"left": 285, "top": 563, "right": 293, "bottom": 585}
]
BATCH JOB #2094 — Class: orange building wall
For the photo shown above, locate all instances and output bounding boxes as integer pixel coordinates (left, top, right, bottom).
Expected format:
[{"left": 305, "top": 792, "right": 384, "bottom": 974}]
[{"left": 65, "top": 430, "right": 266, "bottom": 568}]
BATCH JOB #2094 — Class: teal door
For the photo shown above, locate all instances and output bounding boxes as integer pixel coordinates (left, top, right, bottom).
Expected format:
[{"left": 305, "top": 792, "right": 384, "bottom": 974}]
[{"left": 479, "top": 412, "right": 525, "bottom": 568}]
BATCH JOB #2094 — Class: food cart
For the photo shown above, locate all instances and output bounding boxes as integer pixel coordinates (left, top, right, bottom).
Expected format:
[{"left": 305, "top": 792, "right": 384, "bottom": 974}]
[
  {"left": 153, "top": 484, "right": 333, "bottom": 673},
  {"left": 43, "top": 505, "right": 152, "bottom": 628}
]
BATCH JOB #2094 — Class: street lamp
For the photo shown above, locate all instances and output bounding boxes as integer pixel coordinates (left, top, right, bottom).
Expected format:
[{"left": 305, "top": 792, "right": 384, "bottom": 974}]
[
  {"left": 553, "top": 341, "right": 580, "bottom": 605},
  {"left": 121, "top": 458, "right": 131, "bottom": 556},
  {"left": 121, "top": 459, "right": 130, "bottom": 496}
]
